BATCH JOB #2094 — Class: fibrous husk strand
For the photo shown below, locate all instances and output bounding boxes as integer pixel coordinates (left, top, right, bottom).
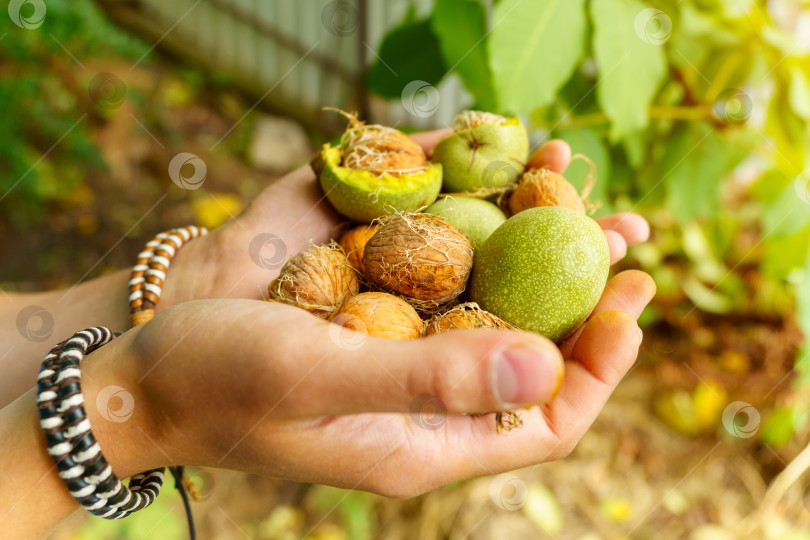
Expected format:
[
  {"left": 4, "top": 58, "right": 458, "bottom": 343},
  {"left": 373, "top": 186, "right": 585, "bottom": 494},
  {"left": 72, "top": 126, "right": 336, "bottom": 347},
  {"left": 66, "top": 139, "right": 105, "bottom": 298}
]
[
  {"left": 509, "top": 168, "right": 586, "bottom": 215},
  {"left": 268, "top": 244, "right": 359, "bottom": 318},
  {"left": 425, "top": 302, "right": 515, "bottom": 335},
  {"left": 327, "top": 108, "right": 427, "bottom": 176},
  {"left": 362, "top": 213, "right": 474, "bottom": 306},
  {"left": 508, "top": 153, "right": 601, "bottom": 216},
  {"left": 452, "top": 110, "right": 507, "bottom": 131}
]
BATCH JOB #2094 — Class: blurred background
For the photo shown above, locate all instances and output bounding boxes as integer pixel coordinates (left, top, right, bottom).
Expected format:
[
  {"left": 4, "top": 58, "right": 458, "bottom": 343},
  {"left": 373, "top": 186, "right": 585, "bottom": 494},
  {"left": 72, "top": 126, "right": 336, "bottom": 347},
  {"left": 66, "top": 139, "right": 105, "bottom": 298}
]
[{"left": 3, "top": 0, "right": 810, "bottom": 538}]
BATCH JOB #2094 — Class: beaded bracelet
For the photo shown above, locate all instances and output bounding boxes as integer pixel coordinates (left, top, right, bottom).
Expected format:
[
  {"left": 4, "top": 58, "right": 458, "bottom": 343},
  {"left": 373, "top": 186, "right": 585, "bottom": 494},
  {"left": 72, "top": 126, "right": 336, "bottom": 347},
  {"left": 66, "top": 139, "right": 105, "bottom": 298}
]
[
  {"left": 37, "top": 327, "right": 165, "bottom": 519},
  {"left": 36, "top": 225, "right": 206, "bottom": 534},
  {"left": 128, "top": 225, "right": 207, "bottom": 327}
]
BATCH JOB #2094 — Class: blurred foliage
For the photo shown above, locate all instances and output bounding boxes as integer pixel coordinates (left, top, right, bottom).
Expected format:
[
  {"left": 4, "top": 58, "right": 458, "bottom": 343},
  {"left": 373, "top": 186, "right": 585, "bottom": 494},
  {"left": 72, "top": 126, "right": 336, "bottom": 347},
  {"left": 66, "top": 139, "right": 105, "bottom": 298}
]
[
  {"left": 0, "top": 0, "right": 148, "bottom": 224},
  {"left": 367, "top": 0, "right": 810, "bottom": 443}
]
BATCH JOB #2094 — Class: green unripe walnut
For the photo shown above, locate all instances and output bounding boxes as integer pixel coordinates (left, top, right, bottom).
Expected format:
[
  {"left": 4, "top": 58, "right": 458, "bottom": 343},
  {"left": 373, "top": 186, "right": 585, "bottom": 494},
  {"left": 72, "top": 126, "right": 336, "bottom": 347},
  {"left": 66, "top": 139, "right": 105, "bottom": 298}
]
[
  {"left": 424, "top": 196, "right": 507, "bottom": 249},
  {"left": 469, "top": 206, "right": 609, "bottom": 342},
  {"left": 432, "top": 111, "right": 529, "bottom": 193}
]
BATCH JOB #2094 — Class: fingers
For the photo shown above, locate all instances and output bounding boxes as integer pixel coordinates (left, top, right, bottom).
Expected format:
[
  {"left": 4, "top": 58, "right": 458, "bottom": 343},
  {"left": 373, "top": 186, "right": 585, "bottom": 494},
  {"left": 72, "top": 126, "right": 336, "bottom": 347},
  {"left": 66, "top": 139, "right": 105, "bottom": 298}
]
[
  {"left": 410, "top": 128, "right": 453, "bottom": 155},
  {"left": 596, "top": 213, "right": 650, "bottom": 246},
  {"left": 277, "top": 320, "right": 564, "bottom": 418},
  {"left": 535, "top": 308, "right": 643, "bottom": 458},
  {"left": 559, "top": 269, "right": 655, "bottom": 358},
  {"left": 605, "top": 230, "right": 627, "bottom": 265},
  {"left": 528, "top": 139, "right": 572, "bottom": 174}
]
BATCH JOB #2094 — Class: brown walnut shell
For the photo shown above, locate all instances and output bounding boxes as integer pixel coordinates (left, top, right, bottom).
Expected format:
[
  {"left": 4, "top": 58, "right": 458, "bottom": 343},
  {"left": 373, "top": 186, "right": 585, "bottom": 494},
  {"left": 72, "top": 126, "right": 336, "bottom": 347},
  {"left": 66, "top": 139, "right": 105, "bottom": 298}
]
[
  {"left": 362, "top": 213, "right": 474, "bottom": 305},
  {"left": 425, "top": 302, "right": 515, "bottom": 336},
  {"left": 331, "top": 292, "right": 423, "bottom": 340},
  {"left": 508, "top": 168, "right": 585, "bottom": 215},
  {"left": 338, "top": 224, "right": 381, "bottom": 274},
  {"left": 268, "top": 245, "right": 359, "bottom": 318}
]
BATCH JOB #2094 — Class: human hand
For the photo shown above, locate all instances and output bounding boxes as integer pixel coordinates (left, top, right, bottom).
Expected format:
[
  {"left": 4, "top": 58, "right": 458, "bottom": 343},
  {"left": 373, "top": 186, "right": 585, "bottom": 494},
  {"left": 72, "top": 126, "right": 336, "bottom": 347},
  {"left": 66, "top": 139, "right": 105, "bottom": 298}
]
[
  {"left": 91, "top": 267, "right": 654, "bottom": 497},
  {"left": 162, "top": 133, "right": 650, "bottom": 307}
]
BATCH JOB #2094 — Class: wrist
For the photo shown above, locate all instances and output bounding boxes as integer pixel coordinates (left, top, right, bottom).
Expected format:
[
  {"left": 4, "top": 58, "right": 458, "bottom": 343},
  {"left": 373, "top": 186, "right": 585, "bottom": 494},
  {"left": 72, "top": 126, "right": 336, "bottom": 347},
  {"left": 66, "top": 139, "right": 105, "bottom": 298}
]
[{"left": 79, "top": 328, "right": 169, "bottom": 477}]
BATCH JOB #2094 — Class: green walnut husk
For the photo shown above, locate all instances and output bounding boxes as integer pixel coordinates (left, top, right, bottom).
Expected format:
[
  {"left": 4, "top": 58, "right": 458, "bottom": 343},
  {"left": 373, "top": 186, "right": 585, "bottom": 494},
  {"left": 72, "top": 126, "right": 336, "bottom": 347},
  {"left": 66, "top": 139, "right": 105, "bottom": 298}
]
[
  {"left": 470, "top": 206, "right": 609, "bottom": 342},
  {"left": 312, "top": 112, "right": 442, "bottom": 222},
  {"left": 432, "top": 111, "right": 529, "bottom": 193},
  {"left": 424, "top": 196, "right": 507, "bottom": 249}
]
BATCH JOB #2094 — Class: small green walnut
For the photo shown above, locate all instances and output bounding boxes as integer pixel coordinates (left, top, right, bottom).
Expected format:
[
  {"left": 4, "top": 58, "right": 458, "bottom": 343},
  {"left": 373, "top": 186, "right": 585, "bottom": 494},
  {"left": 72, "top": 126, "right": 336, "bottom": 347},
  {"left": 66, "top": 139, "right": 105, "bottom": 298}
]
[{"left": 431, "top": 110, "right": 529, "bottom": 193}]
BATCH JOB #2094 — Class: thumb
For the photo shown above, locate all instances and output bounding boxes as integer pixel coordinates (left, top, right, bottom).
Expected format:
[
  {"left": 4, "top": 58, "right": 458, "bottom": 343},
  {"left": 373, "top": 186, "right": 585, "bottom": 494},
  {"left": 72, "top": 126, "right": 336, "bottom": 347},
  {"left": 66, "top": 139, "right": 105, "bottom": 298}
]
[{"left": 289, "top": 322, "right": 565, "bottom": 417}]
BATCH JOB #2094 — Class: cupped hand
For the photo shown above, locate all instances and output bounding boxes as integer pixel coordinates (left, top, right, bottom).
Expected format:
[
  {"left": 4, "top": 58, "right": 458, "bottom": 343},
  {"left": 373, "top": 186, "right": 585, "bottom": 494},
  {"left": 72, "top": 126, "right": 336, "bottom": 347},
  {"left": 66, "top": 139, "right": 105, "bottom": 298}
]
[
  {"left": 102, "top": 268, "right": 655, "bottom": 497},
  {"left": 165, "top": 133, "right": 650, "bottom": 306}
]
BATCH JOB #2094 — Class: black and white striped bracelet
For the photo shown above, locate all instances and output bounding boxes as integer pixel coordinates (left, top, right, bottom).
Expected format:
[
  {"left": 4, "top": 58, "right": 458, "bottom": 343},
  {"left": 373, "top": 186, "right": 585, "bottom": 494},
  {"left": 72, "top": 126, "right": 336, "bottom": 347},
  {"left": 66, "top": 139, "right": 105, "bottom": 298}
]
[{"left": 36, "top": 326, "right": 165, "bottom": 519}]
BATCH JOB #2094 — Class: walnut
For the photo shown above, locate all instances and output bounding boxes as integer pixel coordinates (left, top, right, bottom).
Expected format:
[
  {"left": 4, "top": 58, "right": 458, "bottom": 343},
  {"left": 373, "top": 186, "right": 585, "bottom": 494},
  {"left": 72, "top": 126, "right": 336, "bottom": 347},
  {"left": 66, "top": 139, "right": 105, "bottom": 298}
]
[
  {"left": 362, "top": 213, "right": 474, "bottom": 306},
  {"left": 268, "top": 245, "right": 358, "bottom": 318}
]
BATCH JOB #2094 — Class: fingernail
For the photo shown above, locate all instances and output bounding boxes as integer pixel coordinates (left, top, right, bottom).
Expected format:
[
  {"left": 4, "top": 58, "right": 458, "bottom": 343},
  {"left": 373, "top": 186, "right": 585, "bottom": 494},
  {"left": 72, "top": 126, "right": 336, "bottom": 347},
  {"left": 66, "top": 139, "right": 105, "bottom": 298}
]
[
  {"left": 637, "top": 325, "right": 644, "bottom": 345},
  {"left": 492, "top": 343, "right": 563, "bottom": 408}
]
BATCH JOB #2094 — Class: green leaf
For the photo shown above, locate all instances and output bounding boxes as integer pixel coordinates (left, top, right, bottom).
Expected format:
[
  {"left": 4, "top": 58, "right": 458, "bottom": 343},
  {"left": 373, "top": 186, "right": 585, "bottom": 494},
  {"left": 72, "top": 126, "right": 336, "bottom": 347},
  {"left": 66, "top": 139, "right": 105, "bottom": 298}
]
[
  {"left": 762, "top": 228, "right": 810, "bottom": 280},
  {"left": 489, "top": 0, "right": 586, "bottom": 113},
  {"left": 763, "top": 178, "right": 810, "bottom": 238},
  {"left": 431, "top": 0, "right": 495, "bottom": 110},
  {"left": 556, "top": 125, "right": 613, "bottom": 215},
  {"left": 365, "top": 17, "right": 446, "bottom": 100},
  {"left": 662, "top": 122, "right": 744, "bottom": 221},
  {"left": 789, "top": 64, "right": 810, "bottom": 121},
  {"left": 590, "top": 0, "right": 667, "bottom": 142}
]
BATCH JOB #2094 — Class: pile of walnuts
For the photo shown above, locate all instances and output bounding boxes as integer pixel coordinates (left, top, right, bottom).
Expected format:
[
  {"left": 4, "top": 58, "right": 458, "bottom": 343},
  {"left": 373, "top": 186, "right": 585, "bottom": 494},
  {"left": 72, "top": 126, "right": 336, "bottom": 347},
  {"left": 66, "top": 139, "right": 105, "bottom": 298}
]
[{"left": 268, "top": 212, "right": 513, "bottom": 340}]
